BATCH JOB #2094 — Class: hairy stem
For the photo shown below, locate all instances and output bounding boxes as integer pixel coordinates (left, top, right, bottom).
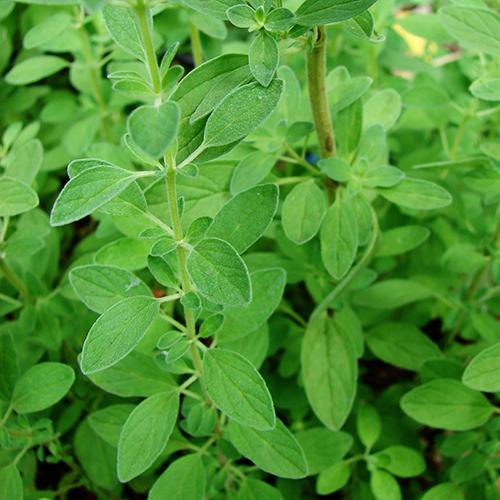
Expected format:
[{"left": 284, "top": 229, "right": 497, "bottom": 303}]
[
  {"left": 135, "top": 1, "right": 162, "bottom": 97},
  {"left": 306, "top": 26, "right": 336, "bottom": 159}
]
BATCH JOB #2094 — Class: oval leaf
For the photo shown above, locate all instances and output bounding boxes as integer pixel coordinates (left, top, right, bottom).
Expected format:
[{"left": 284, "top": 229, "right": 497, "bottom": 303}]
[
  {"left": 463, "top": 342, "right": 500, "bottom": 392},
  {"left": 0, "top": 177, "right": 39, "bottom": 217},
  {"left": 203, "top": 348, "right": 275, "bottom": 430}
]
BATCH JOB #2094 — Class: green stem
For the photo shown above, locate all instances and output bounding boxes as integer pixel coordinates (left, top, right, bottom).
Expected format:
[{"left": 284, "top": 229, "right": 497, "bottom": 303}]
[
  {"left": 0, "top": 405, "right": 12, "bottom": 429},
  {"left": 284, "top": 143, "right": 321, "bottom": 174},
  {"left": 135, "top": 1, "right": 162, "bottom": 97},
  {"left": 75, "top": 7, "right": 113, "bottom": 142},
  {"left": 189, "top": 21, "right": 203, "bottom": 67},
  {"left": 165, "top": 166, "right": 205, "bottom": 382},
  {"left": 306, "top": 26, "right": 336, "bottom": 159},
  {"left": 0, "top": 258, "right": 35, "bottom": 304},
  {"left": 275, "top": 175, "right": 311, "bottom": 186},
  {"left": 310, "top": 205, "right": 379, "bottom": 322}
]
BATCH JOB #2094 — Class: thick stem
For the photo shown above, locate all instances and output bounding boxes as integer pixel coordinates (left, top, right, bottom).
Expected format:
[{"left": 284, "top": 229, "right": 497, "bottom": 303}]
[
  {"left": 306, "top": 26, "right": 336, "bottom": 159},
  {"left": 189, "top": 21, "right": 203, "bottom": 67},
  {"left": 136, "top": 1, "right": 162, "bottom": 97}
]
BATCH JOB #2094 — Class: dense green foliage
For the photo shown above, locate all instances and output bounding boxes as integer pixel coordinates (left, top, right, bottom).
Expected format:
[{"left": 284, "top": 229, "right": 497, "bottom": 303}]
[{"left": 1, "top": 0, "right": 500, "bottom": 499}]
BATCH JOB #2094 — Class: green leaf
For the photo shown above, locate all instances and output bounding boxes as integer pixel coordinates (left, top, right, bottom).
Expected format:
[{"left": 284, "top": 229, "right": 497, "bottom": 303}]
[
  {"left": 362, "top": 166, "right": 404, "bottom": 188},
  {"left": 208, "top": 184, "right": 279, "bottom": 253},
  {"left": 203, "top": 80, "right": 284, "bottom": 148},
  {"left": 317, "top": 460, "right": 352, "bottom": 495},
  {"left": 363, "top": 89, "right": 402, "bottom": 131},
  {"left": 88, "top": 404, "right": 135, "bottom": 448},
  {"left": 50, "top": 166, "right": 139, "bottom": 226},
  {"left": 366, "top": 322, "right": 442, "bottom": 371},
  {"left": 249, "top": 31, "right": 279, "bottom": 87},
  {"left": 238, "top": 479, "right": 285, "bottom": 500},
  {"left": 149, "top": 454, "right": 206, "bottom": 500},
  {"left": 229, "top": 419, "right": 308, "bottom": 478},
  {"left": 217, "top": 268, "right": 286, "bottom": 342},
  {"left": 374, "top": 446, "right": 426, "bottom": 478},
  {"left": 420, "top": 484, "right": 464, "bottom": 500},
  {"left": 296, "top": 0, "right": 378, "bottom": 26},
  {"left": 376, "top": 225, "right": 430, "bottom": 257},
  {"left": 400, "top": 379, "right": 493, "bottom": 431},
  {"left": 357, "top": 402, "right": 381, "bottom": 449},
  {"left": 462, "top": 342, "right": 500, "bottom": 392},
  {"left": 87, "top": 351, "right": 176, "bottom": 398},
  {"left": 301, "top": 314, "right": 357, "bottom": 431},
  {"left": 320, "top": 197, "right": 358, "bottom": 280},
  {"left": 402, "top": 86, "right": 449, "bottom": 109},
  {"left": 69, "top": 265, "right": 152, "bottom": 314},
  {"left": 230, "top": 151, "right": 278, "bottom": 194},
  {"left": 0, "top": 332, "right": 19, "bottom": 402},
  {"left": 353, "top": 279, "right": 435, "bottom": 309},
  {"left": 186, "top": 238, "right": 252, "bottom": 307},
  {"left": 94, "top": 238, "right": 151, "bottom": 271},
  {"left": 438, "top": 6, "right": 500, "bottom": 55},
  {"left": 319, "top": 157, "right": 353, "bottom": 183},
  {"left": 203, "top": 348, "right": 275, "bottom": 430},
  {"left": 4, "top": 138, "right": 43, "bottom": 185},
  {"left": 5, "top": 55, "right": 69, "bottom": 85},
  {"left": 127, "top": 102, "right": 180, "bottom": 159},
  {"left": 102, "top": 4, "right": 145, "bottom": 60},
  {"left": 182, "top": 0, "right": 239, "bottom": 20},
  {"left": 294, "top": 427, "right": 353, "bottom": 475},
  {"left": 370, "top": 470, "right": 401, "bottom": 500},
  {"left": 265, "top": 8, "right": 296, "bottom": 31},
  {"left": 80, "top": 296, "right": 160, "bottom": 374},
  {"left": 118, "top": 392, "right": 179, "bottom": 482},
  {"left": 227, "top": 4, "right": 256, "bottom": 28},
  {"left": 342, "top": 11, "right": 385, "bottom": 41},
  {"left": 282, "top": 180, "right": 326, "bottom": 244},
  {"left": 357, "top": 124, "right": 386, "bottom": 163},
  {"left": 0, "top": 177, "right": 39, "bottom": 216},
  {"left": 470, "top": 77, "right": 500, "bottom": 101},
  {"left": 328, "top": 75, "right": 373, "bottom": 114},
  {"left": 376, "top": 178, "right": 452, "bottom": 210},
  {"left": 0, "top": 465, "right": 22, "bottom": 500},
  {"left": 147, "top": 255, "right": 178, "bottom": 289},
  {"left": 12, "top": 362, "right": 75, "bottom": 414}
]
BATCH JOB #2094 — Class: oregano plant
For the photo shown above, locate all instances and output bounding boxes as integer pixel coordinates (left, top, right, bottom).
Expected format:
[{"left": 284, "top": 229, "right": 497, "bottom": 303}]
[{"left": 2, "top": 0, "right": 500, "bottom": 499}]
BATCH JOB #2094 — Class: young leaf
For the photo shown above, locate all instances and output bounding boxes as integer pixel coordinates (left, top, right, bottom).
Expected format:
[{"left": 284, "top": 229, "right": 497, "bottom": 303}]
[
  {"left": 357, "top": 402, "right": 381, "bottom": 449},
  {"left": 147, "top": 254, "right": 178, "bottom": 289},
  {"left": 462, "top": 342, "right": 500, "bottom": 392},
  {"left": 363, "top": 166, "right": 404, "bottom": 188},
  {"left": 295, "top": 0, "right": 378, "bottom": 27},
  {"left": 127, "top": 101, "right": 181, "bottom": 159},
  {"left": 301, "top": 314, "right": 357, "bottom": 431},
  {"left": 5, "top": 55, "right": 69, "bottom": 85},
  {"left": 320, "top": 197, "right": 358, "bottom": 280},
  {"left": 203, "top": 80, "right": 284, "bottom": 148},
  {"left": 217, "top": 268, "right": 286, "bottom": 342},
  {"left": 12, "top": 362, "right": 75, "bottom": 414},
  {"left": 370, "top": 470, "right": 402, "bottom": 500},
  {"left": 229, "top": 419, "right": 308, "bottom": 478},
  {"left": 203, "top": 348, "right": 275, "bottom": 430},
  {"left": 282, "top": 180, "right": 326, "bottom": 244},
  {"left": 227, "top": 4, "right": 257, "bottom": 28},
  {"left": 319, "top": 158, "right": 353, "bottom": 182},
  {"left": 365, "top": 322, "right": 442, "bottom": 371},
  {"left": 265, "top": 8, "right": 296, "bottom": 31},
  {"left": 118, "top": 392, "right": 179, "bottom": 482},
  {"left": 0, "top": 177, "right": 39, "bottom": 217},
  {"left": 149, "top": 454, "right": 206, "bottom": 500},
  {"left": 317, "top": 461, "right": 352, "bottom": 495},
  {"left": 186, "top": 238, "right": 252, "bottom": 307},
  {"left": 50, "top": 166, "right": 138, "bottom": 226},
  {"left": 80, "top": 296, "right": 160, "bottom": 374},
  {"left": 249, "top": 31, "right": 279, "bottom": 87},
  {"left": 374, "top": 446, "right": 426, "bottom": 478},
  {"left": 208, "top": 184, "right": 279, "bottom": 253},
  {"left": 400, "top": 379, "right": 494, "bottom": 431},
  {"left": 101, "top": 4, "right": 145, "bottom": 61},
  {"left": 363, "top": 89, "right": 402, "bottom": 131},
  {"left": 69, "top": 264, "right": 152, "bottom": 314},
  {"left": 342, "top": 11, "right": 385, "bottom": 42}
]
